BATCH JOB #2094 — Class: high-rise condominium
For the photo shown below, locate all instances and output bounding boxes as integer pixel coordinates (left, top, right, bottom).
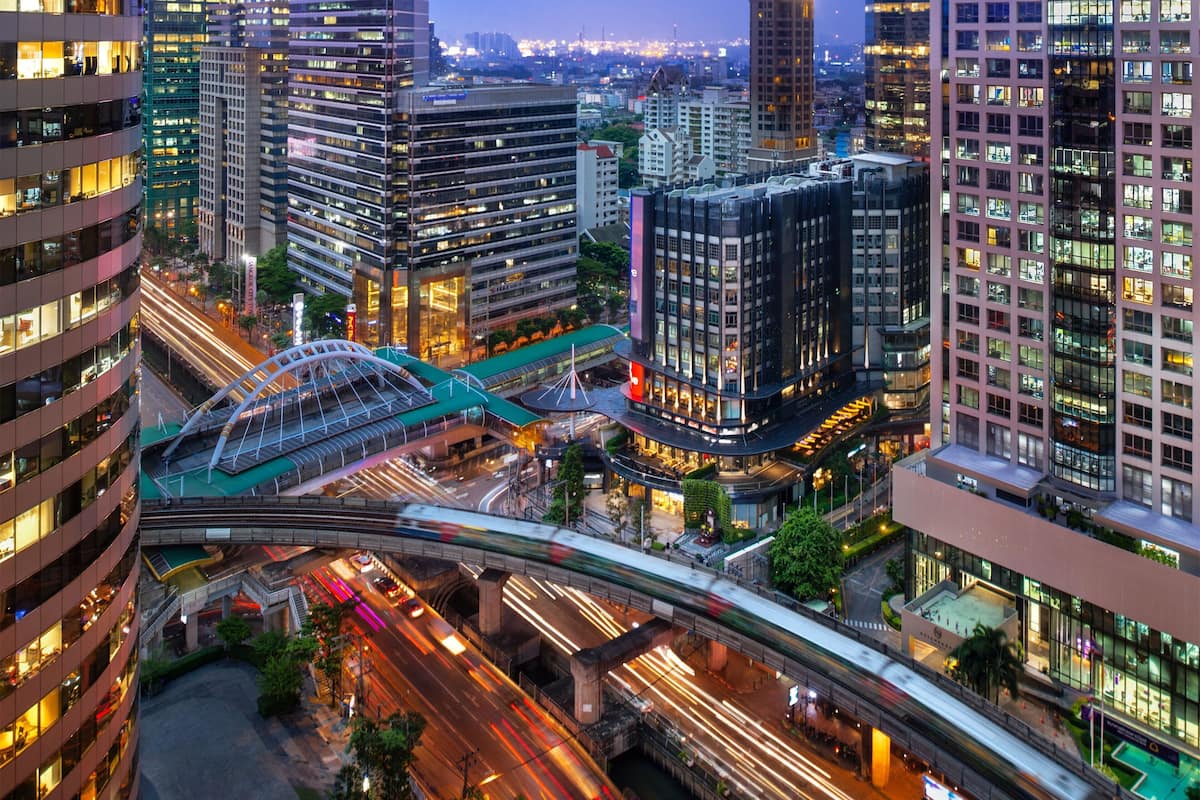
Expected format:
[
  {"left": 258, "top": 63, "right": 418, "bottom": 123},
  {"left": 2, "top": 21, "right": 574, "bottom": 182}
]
[
  {"left": 748, "top": 0, "right": 816, "bottom": 170},
  {"left": 144, "top": 0, "right": 206, "bottom": 236},
  {"left": 864, "top": 0, "right": 932, "bottom": 159},
  {"left": 287, "top": 0, "right": 429, "bottom": 298},
  {"left": 0, "top": 0, "right": 143, "bottom": 795},
  {"left": 897, "top": 0, "right": 1200, "bottom": 752},
  {"left": 199, "top": 0, "right": 289, "bottom": 264}
]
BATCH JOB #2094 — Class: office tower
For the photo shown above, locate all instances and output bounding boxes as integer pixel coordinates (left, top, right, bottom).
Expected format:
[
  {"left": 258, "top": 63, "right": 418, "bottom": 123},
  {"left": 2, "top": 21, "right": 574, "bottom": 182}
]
[
  {"left": 846, "top": 154, "right": 932, "bottom": 411},
  {"left": 0, "top": 0, "right": 143, "bottom": 795},
  {"left": 897, "top": 0, "right": 1200, "bottom": 752},
  {"left": 748, "top": 0, "right": 816, "bottom": 170},
  {"left": 638, "top": 128, "right": 716, "bottom": 187},
  {"left": 677, "top": 87, "right": 753, "bottom": 174},
  {"left": 354, "top": 85, "right": 577, "bottom": 360},
  {"left": 199, "top": 0, "right": 289, "bottom": 263},
  {"left": 144, "top": 0, "right": 207, "bottom": 236},
  {"left": 615, "top": 175, "right": 854, "bottom": 526},
  {"left": 287, "top": 0, "right": 429, "bottom": 297},
  {"left": 577, "top": 143, "right": 621, "bottom": 231},
  {"left": 864, "top": 0, "right": 932, "bottom": 158}
]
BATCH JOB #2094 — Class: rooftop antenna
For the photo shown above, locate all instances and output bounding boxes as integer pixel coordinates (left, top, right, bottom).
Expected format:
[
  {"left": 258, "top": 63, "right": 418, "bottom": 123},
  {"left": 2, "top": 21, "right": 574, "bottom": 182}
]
[{"left": 673, "top": 23, "right": 678, "bottom": 55}]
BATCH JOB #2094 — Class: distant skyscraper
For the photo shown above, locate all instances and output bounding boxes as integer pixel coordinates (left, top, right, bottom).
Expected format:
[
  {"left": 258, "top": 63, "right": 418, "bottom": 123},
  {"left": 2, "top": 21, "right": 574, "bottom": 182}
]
[
  {"left": 748, "top": 0, "right": 816, "bottom": 170},
  {"left": 199, "top": 0, "right": 289, "bottom": 263},
  {"left": 864, "top": 0, "right": 931, "bottom": 158},
  {"left": 0, "top": 0, "right": 143, "bottom": 794},
  {"left": 145, "top": 0, "right": 207, "bottom": 236},
  {"left": 286, "top": 0, "right": 429, "bottom": 297}
]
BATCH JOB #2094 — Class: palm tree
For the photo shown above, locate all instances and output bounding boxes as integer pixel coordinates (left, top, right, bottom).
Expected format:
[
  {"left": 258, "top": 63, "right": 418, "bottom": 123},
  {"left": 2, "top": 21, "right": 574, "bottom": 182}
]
[{"left": 949, "top": 624, "right": 1022, "bottom": 703}]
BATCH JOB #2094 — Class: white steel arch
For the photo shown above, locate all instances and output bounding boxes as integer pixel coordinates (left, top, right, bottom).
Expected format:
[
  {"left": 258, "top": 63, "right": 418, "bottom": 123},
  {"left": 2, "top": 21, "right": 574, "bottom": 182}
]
[{"left": 161, "top": 340, "right": 429, "bottom": 467}]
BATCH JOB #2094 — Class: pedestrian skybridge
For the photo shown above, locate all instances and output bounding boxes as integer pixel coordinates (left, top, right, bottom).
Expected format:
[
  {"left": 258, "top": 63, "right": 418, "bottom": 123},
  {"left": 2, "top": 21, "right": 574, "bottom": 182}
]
[{"left": 142, "top": 341, "right": 543, "bottom": 499}]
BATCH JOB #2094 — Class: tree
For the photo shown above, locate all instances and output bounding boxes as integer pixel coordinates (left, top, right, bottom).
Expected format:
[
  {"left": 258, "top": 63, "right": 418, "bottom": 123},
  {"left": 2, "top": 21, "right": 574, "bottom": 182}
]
[
  {"left": 238, "top": 314, "right": 259, "bottom": 340},
  {"left": 305, "top": 601, "right": 350, "bottom": 705},
  {"left": 346, "top": 712, "right": 428, "bottom": 800},
  {"left": 768, "top": 507, "right": 844, "bottom": 601},
  {"left": 304, "top": 292, "right": 349, "bottom": 338},
  {"left": 948, "top": 624, "right": 1023, "bottom": 704},
  {"left": 256, "top": 244, "right": 297, "bottom": 304},
  {"left": 258, "top": 653, "right": 305, "bottom": 717},
  {"left": 606, "top": 492, "right": 629, "bottom": 542},
  {"left": 254, "top": 629, "right": 290, "bottom": 662},
  {"left": 885, "top": 558, "right": 905, "bottom": 594},
  {"left": 544, "top": 444, "right": 584, "bottom": 526},
  {"left": 329, "top": 764, "right": 369, "bottom": 800},
  {"left": 209, "top": 260, "right": 234, "bottom": 295},
  {"left": 215, "top": 616, "right": 252, "bottom": 651}
]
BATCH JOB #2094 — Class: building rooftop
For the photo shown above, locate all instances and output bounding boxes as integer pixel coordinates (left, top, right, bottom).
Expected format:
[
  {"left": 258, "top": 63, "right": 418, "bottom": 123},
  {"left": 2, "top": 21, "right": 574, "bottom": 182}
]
[
  {"left": 932, "top": 443, "right": 1043, "bottom": 495},
  {"left": 458, "top": 325, "right": 625, "bottom": 384}
]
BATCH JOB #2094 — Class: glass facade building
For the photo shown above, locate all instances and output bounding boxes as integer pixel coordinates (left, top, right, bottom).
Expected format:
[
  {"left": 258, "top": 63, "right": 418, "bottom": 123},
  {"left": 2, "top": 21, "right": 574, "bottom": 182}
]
[
  {"left": 864, "top": 0, "right": 932, "bottom": 159},
  {"left": 352, "top": 85, "right": 577, "bottom": 361},
  {"left": 904, "top": 0, "right": 1200, "bottom": 753},
  {"left": 0, "top": 0, "right": 143, "bottom": 794},
  {"left": 286, "top": 0, "right": 429, "bottom": 299},
  {"left": 748, "top": 0, "right": 817, "bottom": 169},
  {"left": 144, "top": 0, "right": 206, "bottom": 237}
]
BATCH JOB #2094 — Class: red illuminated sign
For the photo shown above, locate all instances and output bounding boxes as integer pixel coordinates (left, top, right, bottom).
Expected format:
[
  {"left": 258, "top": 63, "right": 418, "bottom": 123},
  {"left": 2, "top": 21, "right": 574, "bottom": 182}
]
[{"left": 629, "top": 362, "right": 644, "bottom": 402}]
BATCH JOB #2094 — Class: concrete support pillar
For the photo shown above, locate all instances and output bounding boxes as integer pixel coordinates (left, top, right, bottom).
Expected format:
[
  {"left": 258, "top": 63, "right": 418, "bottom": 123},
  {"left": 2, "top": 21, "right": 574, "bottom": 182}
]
[
  {"left": 707, "top": 640, "right": 728, "bottom": 673},
  {"left": 184, "top": 613, "right": 199, "bottom": 652},
  {"left": 273, "top": 606, "right": 290, "bottom": 635},
  {"left": 221, "top": 595, "right": 232, "bottom": 620},
  {"left": 570, "top": 653, "right": 603, "bottom": 724},
  {"left": 864, "top": 728, "right": 891, "bottom": 787},
  {"left": 476, "top": 569, "right": 511, "bottom": 637}
]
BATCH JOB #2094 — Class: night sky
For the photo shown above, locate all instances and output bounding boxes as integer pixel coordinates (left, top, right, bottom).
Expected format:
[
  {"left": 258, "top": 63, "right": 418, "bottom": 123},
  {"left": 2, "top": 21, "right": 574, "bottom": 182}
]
[{"left": 432, "top": 0, "right": 862, "bottom": 46}]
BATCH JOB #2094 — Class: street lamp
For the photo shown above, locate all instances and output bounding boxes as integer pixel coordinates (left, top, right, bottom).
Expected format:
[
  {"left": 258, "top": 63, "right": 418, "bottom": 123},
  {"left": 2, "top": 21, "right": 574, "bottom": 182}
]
[{"left": 361, "top": 773, "right": 370, "bottom": 793}]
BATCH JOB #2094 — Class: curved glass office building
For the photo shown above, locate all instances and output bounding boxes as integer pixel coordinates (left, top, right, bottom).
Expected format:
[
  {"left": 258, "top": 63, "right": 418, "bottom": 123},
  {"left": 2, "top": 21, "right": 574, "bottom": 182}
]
[{"left": 0, "top": 0, "right": 143, "bottom": 796}]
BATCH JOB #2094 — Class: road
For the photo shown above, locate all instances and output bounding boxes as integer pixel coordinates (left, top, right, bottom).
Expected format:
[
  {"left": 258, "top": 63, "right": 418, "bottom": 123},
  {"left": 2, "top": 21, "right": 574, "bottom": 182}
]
[
  {"left": 485, "top": 571, "right": 926, "bottom": 800},
  {"left": 330, "top": 467, "right": 919, "bottom": 800},
  {"left": 140, "top": 366, "right": 190, "bottom": 427},
  {"left": 842, "top": 540, "right": 904, "bottom": 634},
  {"left": 305, "top": 561, "right": 619, "bottom": 800},
  {"left": 140, "top": 272, "right": 281, "bottom": 401}
]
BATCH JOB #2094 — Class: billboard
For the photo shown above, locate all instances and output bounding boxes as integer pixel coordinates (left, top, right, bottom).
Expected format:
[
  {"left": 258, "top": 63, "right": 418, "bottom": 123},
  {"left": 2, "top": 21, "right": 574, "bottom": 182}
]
[
  {"left": 346, "top": 303, "right": 357, "bottom": 342},
  {"left": 629, "top": 192, "right": 644, "bottom": 342},
  {"left": 292, "top": 293, "right": 305, "bottom": 346},
  {"left": 244, "top": 255, "right": 257, "bottom": 315}
]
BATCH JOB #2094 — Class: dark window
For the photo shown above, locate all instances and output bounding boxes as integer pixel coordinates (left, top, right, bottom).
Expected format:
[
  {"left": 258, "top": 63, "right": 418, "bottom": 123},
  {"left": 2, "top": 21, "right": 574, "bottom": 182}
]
[
  {"left": 1016, "top": 0, "right": 1041, "bottom": 20},
  {"left": 1123, "top": 400, "right": 1153, "bottom": 428},
  {"left": 1163, "top": 411, "right": 1193, "bottom": 440},
  {"left": 986, "top": 1, "right": 1010, "bottom": 21},
  {"left": 1018, "top": 115, "right": 1044, "bottom": 137},
  {"left": 1123, "top": 432, "right": 1152, "bottom": 459},
  {"left": 1018, "top": 402, "right": 1043, "bottom": 426},
  {"left": 1163, "top": 444, "right": 1193, "bottom": 472},
  {"left": 957, "top": 2, "right": 980, "bottom": 22}
]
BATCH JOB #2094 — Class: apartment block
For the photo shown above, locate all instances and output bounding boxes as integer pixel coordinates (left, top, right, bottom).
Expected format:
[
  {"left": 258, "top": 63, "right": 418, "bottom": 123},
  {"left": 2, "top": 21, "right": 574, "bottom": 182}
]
[
  {"left": 577, "top": 143, "right": 620, "bottom": 231},
  {"left": 898, "top": 0, "right": 1200, "bottom": 753}
]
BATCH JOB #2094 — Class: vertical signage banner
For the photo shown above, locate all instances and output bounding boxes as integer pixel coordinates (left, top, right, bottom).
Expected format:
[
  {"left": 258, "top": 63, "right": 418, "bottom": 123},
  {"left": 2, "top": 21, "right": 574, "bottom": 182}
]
[
  {"left": 346, "top": 303, "right": 357, "bottom": 343},
  {"left": 292, "top": 293, "right": 305, "bottom": 346},
  {"left": 629, "top": 192, "right": 644, "bottom": 342},
  {"left": 244, "top": 256, "right": 257, "bottom": 316}
]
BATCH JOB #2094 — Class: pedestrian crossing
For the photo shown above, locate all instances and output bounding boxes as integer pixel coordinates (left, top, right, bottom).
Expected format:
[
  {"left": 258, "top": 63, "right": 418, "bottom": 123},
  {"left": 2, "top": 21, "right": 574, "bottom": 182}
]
[{"left": 847, "top": 619, "right": 889, "bottom": 631}]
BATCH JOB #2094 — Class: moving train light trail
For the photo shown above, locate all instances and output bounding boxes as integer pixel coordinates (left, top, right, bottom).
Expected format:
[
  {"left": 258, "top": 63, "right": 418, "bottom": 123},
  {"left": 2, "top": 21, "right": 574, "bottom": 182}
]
[
  {"left": 471, "top": 566, "right": 861, "bottom": 800},
  {"left": 139, "top": 498, "right": 1100, "bottom": 800}
]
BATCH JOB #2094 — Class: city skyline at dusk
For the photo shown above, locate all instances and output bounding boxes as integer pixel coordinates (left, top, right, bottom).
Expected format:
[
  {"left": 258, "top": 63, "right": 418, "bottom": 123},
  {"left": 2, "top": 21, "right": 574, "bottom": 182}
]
[{"left": 433, "top": 0, "right": 861, "bottom": 46}]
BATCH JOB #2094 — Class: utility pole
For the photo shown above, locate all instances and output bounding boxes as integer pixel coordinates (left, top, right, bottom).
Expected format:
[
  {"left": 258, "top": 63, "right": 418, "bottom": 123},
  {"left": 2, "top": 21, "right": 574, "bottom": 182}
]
[{"left": 457, "top": 749, "right": 478, "bottom": 799}]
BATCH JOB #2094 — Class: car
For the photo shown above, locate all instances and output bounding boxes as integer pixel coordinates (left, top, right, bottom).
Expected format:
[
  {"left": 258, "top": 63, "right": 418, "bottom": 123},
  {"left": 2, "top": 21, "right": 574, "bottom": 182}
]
[
  {"left": 401, "top": 596, "right": 425, "bottom": 619},
  {"left": 372, "top": 574, "right": 401, "bottom": 599},
  {"left": 351, "top": 553, "right": 374, "bottom": 573}
]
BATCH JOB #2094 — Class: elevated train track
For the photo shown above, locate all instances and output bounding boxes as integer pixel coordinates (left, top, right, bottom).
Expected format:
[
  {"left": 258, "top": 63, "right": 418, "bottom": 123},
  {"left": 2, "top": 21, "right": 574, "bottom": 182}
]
[{"left": 140, "top": 496, "right": 1119, "bottom": 800}]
